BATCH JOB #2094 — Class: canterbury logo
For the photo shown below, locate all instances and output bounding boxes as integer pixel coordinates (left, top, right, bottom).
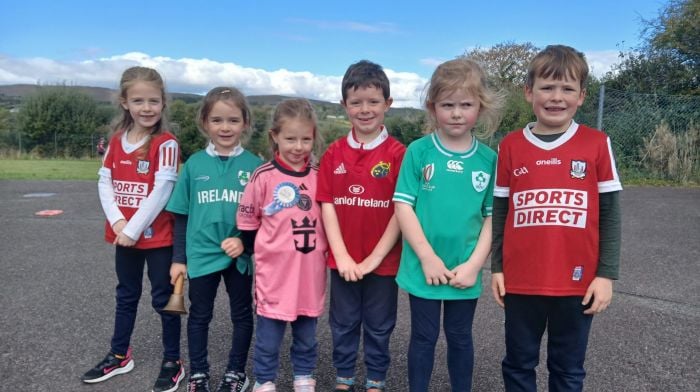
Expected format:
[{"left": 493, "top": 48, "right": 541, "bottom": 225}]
[
  {"left": 447, "top": 160, "right": 463, "bottom": 172},
  {"left": 334, "top": 163, "right": 347, "bottom": 174}
]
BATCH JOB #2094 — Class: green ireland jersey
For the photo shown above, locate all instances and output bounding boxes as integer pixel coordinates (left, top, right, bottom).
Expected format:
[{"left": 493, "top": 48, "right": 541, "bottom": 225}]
[
  {"left": 166, "top": 147, "right": 262, "bottom": 278},
  {"left": 393, "top": 133, "right": 496, "bottom": 299}
]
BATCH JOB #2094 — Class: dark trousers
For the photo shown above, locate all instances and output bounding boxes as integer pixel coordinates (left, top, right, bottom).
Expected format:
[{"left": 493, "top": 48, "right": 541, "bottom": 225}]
[
  {"left": 407, "top": 294, "right": 478, "bottom": 392},
  {"left": 329, "top": 270, "right": 398, "bottom": 381},
  {"left": 111, "top": 245, "right": 181, "bottom": 360},
  {"left": 502, "top": 294, "right": 593, "bottom": 392},
  {"left": 187, "top": 262, "right": 253, "bottom": 374},
  {"left": 253, "top": 315, "right": 318, "bottom": 383}
]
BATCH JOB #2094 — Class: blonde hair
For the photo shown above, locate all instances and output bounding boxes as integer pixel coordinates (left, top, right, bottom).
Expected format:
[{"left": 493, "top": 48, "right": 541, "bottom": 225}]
[
  {"left": 112, "top": 66, "right": 169, "bottom": 158},
  {"left": 423, "top": 58, "right": 504, "bottom": 138},
  {"left": 196, "top": 86, "right": 252, "bottom": 143},
  {"left": 269, "top": 99, "right": 323, "bottom": 162},
  {"left": 526, "top": 45, "right": 589, "bottom": 90}
]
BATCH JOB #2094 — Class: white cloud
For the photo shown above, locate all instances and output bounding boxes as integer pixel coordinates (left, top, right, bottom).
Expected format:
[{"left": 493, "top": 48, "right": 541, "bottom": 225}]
[
  {"left": 0, "top": 53, "right": 428, "bottom": 107},
  {"left": 584, "top": 50, "right": 623, "bottom": 78},
  {"left": 419, "top": 58, "right": 444, "bottom": 68}
]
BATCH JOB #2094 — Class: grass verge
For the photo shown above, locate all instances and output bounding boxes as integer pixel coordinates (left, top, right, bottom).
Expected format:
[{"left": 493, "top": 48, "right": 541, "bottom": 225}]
[{"left": 0, "top": 159, "right": 101, "bottom": 180}]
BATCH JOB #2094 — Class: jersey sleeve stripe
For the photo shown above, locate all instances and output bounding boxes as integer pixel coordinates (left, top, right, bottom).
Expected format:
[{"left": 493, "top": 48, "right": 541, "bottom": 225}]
[
  {"left": 393, "top": 192, "right": 415, "bottom": 205},
  {"left": 493, "top": 185, "right": 509, "bottom": 198}
]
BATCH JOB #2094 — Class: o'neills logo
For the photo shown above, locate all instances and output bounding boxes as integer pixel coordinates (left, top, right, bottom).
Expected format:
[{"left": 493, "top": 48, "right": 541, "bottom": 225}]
[
  {"left": 536, "top": 158, "right": 561, "bottom": 166},
  {"left": 512, "top": 188, "right": 588, "bottom": 228}
]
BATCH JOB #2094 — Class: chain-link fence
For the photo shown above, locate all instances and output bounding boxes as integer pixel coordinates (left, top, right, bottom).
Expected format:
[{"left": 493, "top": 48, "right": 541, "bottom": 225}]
[
  {"left": 0, "top": 130, "right": 107, "bottom": 158},
  {"left": 578, "top": 86, "right": 700, "bottom": 183}
]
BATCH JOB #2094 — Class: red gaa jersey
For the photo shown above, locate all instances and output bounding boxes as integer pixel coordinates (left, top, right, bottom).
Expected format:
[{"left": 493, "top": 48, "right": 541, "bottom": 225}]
[
  {"left": 101, "top": 131, "right": 179, "bottom": 249},
  {"left": 494, "top": 122, "right": 622, "bottom": 295}
]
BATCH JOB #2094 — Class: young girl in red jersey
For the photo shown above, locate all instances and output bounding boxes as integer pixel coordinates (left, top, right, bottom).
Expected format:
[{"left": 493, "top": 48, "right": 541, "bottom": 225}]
[
  {"left": 82, "top": 66, "right": 183, "bottom": 392},
  {"left": 237, "top": 99, "right": 328, "bottom": 392}
]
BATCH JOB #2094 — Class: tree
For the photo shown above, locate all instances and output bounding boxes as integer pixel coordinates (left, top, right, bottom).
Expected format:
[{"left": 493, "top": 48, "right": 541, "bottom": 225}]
[
  {"left": 606, "top": 0, "right": 699, "bottom": 95},
  {"left": 462, "top": 42, "right": 540, "bottom": 88},
  {"left": 169, "top": 99, "right": 202, "bottom": 161},
  {"left": 18, "top": 87, "right": 101, "bottom": 157}
]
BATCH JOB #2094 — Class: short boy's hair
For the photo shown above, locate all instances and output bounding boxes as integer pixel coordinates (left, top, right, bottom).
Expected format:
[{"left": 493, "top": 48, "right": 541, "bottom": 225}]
[
  {"left": 341, "top": 60, "right": 391, "bottom": 101},
  {"left": 526, "top": 45, "right": 589, "bottom": 90}
]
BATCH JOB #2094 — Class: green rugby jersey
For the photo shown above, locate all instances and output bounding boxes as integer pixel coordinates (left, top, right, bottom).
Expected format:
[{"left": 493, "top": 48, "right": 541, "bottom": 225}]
[
  {"left": 393, "top": 133, "right": 496, "bottom": 299},
  {"left": 167, "top": 147, "right": 262, "bottom": 278}
]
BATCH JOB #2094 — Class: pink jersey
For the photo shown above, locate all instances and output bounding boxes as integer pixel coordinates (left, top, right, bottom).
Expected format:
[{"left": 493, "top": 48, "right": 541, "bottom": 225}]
[
  {"left": 316, "top": 129, "right": 406, "bottom": 276},
  {"left": 494, "top": 122, "right": 622, "bottom": 295},
  {"left": 101, "top": 131, "right": 178, "bottom": 249},
  {"left": 237, "top": 160, "right": 327, "bottom": 321}
]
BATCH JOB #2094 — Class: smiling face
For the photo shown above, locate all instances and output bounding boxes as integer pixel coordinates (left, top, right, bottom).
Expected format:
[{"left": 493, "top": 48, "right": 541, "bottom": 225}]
[
  {"left": 271, "top": 117, "right": 315, "bottom": 171},
  {"left": 342, "top": 85, "right": 392, "bottom": 142},
  {"left": 203, "top": 101, "right": 247, "bottom": 154},
  {"left": 526, "top": 75, "right": 586, "bottom": 134},
  {"left": 121, "top": 81, "right": 163, "bottom": 134},
  {"left": 431, "top": 88, "right": 481, "bottom": 147}
]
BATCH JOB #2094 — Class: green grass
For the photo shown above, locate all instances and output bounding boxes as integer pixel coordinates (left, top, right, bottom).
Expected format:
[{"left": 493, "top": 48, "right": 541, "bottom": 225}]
[{"left": 0, "top": 159, "right": 101, "bottom": 180}]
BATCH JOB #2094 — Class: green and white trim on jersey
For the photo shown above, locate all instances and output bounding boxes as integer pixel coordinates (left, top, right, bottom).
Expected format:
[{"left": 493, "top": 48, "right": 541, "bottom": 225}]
[{"left": 393, "top": 132, "right": 496, "bottom": 300}]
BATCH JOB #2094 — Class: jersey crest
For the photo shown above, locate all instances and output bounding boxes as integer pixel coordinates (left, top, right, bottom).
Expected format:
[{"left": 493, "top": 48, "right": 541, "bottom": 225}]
[
  {"left": 371, "top": 161, "right": 391, "bottom": 178},
  {"left": 137, "top": 160, "right": 150, "bottom": 174},
  {"left": 570, "top": 160, "right": 587, "bottom": 179},
  {"left": 238, "top": 170, "right": 251, "bottom": 185},
  {"left": 472, "top": 171, "right": 490, "bottom": 192}
]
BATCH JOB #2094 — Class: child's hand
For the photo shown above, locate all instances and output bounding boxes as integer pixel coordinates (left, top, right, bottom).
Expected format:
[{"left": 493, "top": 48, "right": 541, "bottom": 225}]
[
  {"left": 583, "top": 277, "right": 613, "bottom": 315},
  {"left": 114, "top": 232, "right": 136, "bottom": 247},
  {"left": 170, "top": 263, "right": 187, "bottom": 285},
  {"left": 358, "top": 254, "right": 383, "bottom": 276},
  {"left": 336, "top": 254, "right": 363, "bottom": 282},
  {"left": 449, "top": 262, "right": 479, "bottom": 289},
  {"left": 221, "top": 237, "right": 244, "bottom": 259},
  {"left": 420, "top": 254, "right": 454, "bottom": 285},
  {"left": 491, "top": 272, "right": 505, "bottom": 308},
  {"left": 112, "top": 219, "right": 127, "bottom": 235}
]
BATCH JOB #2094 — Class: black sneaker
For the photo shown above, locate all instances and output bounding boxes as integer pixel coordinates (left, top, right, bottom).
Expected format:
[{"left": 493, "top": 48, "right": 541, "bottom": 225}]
[
  {"left": 217, "top": 371, "right": 250, "bottom": 392},
  {"left": 81, "top": 347, "right": 134, "bottom": 383},
  {"left": 153, "top": 359, "right": 185, "bottom": 392},
  {"left": 187, "top": 372, "right": 211, "bottom": 392}
]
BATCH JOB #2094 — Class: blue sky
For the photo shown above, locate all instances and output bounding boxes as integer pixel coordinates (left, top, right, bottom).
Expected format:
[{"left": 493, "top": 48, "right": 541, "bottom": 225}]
[{"left": 1, "top": 0, "right": 664, "bottom": 107}]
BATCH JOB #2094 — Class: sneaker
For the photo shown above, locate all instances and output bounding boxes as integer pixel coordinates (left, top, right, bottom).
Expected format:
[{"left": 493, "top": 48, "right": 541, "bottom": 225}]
[
  {"left": 188, "top": 372, "right": 211, "bottom": 392},
  {"left": 253, "top": 381, "right": 276, "bottom": 392},
  {"left": 81, "top": 347, "right": 134, "bottom": 383},
  {"left": 293, "top": 376, "right": 316, "bottom": 392},
  {"left": 217, "top": 371, "right": 250, "bottom": 392},
  {"left": 153, "top": 359, "right": 185, "bottom": 392}
]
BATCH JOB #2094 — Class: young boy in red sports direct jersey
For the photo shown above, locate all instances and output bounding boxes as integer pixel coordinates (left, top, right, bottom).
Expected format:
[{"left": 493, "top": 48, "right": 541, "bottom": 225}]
[
  {"left": 491, "top": 45, "right": 622, "bottom": 392},
  {"left": 316, "top": 60, "right": 406, "bottom": 392}
]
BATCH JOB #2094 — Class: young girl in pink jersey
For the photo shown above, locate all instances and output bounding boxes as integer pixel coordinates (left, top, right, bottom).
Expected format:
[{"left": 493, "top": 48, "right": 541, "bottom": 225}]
[
  {"left": 237, "top": 99, "right": 328, "bottom": 392},
  {"left": 82, "top": 66, "right": 183, "bottom": 392}
]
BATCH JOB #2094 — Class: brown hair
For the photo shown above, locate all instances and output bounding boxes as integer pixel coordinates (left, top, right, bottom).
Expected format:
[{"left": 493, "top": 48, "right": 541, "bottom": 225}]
[
  {"left": 423, "top": 58, "right": 504, "bottom": 138},
  {"left": 269, "top": 98, "right": 323, "bottom": 162},
  {"left": 112, "top": 66, "right": 169, "bottom": 158},
  {"left": 196, "top": 86, "right": 252, "bottom": 143},
  {"left": 341, "top": 60, "right": 391, "bottom": 101},
  {"left": 526, "top": 45, "right": 589, "bottom": 90}
]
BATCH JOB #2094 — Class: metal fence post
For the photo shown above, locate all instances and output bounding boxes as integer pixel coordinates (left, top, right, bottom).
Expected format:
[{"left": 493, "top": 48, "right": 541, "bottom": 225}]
[{"left": 597, "top": 84, "right": 605, "bottom": 131}]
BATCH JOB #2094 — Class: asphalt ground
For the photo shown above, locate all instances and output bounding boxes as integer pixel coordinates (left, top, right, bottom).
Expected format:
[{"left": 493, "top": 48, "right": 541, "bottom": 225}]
[{"left": 0, "top": 180, "right": 698, "bottom": 392}]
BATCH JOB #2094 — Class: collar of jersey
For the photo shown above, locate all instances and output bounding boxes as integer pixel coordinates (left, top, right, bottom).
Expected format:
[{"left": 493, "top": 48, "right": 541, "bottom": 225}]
[
  {"left": 272, "top": 157, "right": 311, "bottom": 177},
  {"left": 523, "top": 120, "right": 579, "bottom": 151},
  {"left": 346, "top": 126, "right": 389, "bottom": 150},
  {"left": 430, "top": 131, "right": 478, "bottom": 158},
  {"left": 205, "top": 142, "right": 244, "bottom": 157}
]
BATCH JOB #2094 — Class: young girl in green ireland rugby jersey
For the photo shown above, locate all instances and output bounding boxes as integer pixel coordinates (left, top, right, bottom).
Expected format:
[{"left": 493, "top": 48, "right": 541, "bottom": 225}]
[
  {"left": 393, "top": 58, "right": 504, "bottom": 392},
  {"left": 166, "top": 87, "right": 263, "bottom": 392}
]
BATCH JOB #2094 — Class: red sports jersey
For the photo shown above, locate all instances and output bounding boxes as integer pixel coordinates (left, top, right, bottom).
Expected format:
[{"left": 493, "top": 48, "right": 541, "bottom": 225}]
[
  {"left": 316, "top": 129, "right": 406, "bottom": 276},
  {"left": 102, "top": 131, "right": 178, "bottom": 249},
  {"left": 494, "top": 122, "right": 622, "bottom": 295}
]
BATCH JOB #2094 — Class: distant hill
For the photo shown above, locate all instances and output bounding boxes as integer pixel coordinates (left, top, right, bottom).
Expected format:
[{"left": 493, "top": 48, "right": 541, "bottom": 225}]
[{"left": 0, "top": 84, "right": 421, "bottom": 117}]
